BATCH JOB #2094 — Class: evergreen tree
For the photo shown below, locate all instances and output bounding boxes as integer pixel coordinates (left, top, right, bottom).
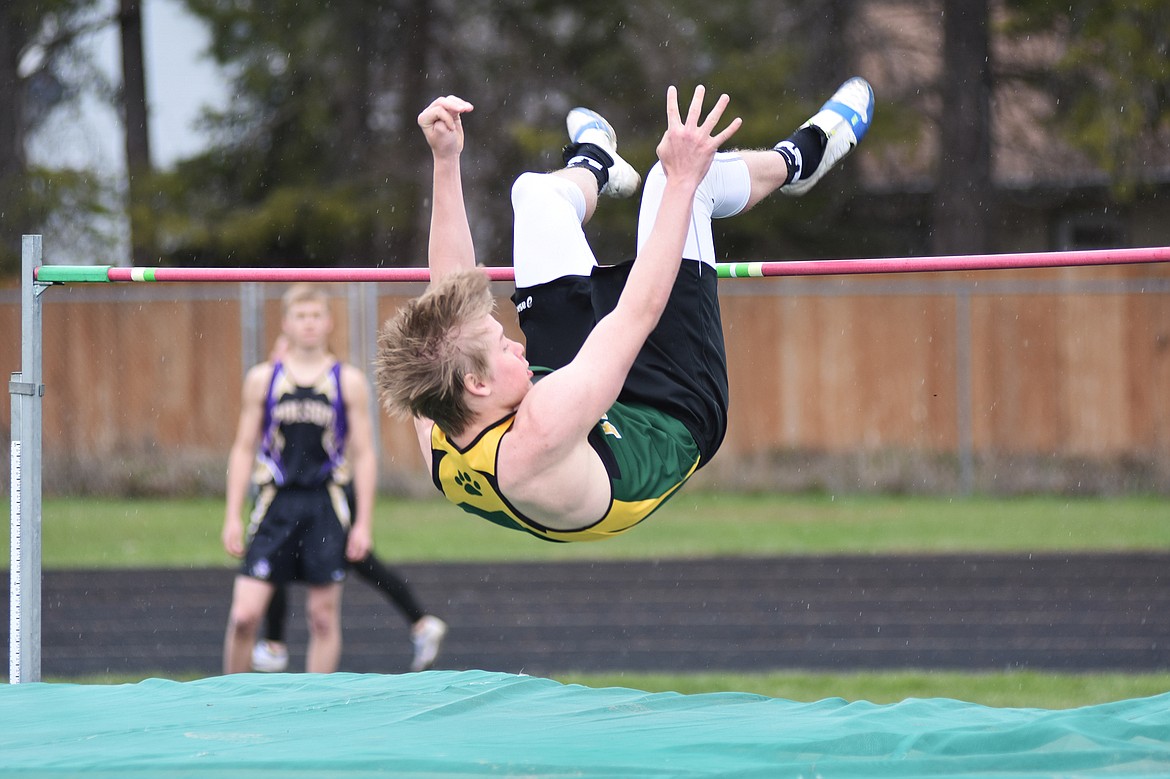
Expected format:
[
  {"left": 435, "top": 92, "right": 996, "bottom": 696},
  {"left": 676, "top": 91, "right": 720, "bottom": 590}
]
[
  {"left": 154, "top": 1, "right": 837, "bottom": 267},
  {"left": 0, "top": 0, "right": 112, "bottom": 272},
  {"left": 1002, "top": 0, "right": 1170, "bottom": 193}
]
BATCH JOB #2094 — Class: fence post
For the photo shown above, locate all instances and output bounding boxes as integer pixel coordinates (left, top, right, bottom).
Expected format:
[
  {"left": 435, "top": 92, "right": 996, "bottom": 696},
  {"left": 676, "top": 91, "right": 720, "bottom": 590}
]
[
  {"left": 240, "top": 281, "right": 264, "bottom": 376},
  {"left": 347, "top": 283, "right": 383, "bottom": 474},
  {"left": 955, "top": 288, "right": 974, "bottom": 495}
]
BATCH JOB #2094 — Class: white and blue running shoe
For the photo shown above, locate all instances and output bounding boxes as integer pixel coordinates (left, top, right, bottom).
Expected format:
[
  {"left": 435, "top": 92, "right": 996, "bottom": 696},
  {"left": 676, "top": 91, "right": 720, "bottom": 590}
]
[
  {"left": 782, "top": 76, "right": 875, "bottom": 197},
  {"left": 566, "top": 106, "right": 641, "bottom": 198}
]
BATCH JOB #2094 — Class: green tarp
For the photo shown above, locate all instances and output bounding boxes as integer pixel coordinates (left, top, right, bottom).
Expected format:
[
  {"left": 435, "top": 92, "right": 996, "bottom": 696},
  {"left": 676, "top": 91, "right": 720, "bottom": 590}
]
[{"left": 2, "top": 670, "right": 1168, "bottom": 777}]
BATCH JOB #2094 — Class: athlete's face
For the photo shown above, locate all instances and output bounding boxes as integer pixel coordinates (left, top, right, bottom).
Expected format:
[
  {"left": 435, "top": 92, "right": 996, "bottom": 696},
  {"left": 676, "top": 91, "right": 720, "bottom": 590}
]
[
  {"left": 473, "top": 315, "right": 532, "bottom": 408},
  {"left": 282, "top": 300, "right": 332, "bottom": 350}
]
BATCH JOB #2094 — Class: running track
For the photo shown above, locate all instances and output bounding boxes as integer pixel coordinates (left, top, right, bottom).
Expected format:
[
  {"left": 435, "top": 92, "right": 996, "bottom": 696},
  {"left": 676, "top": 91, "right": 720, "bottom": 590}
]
[{"left": 4, "top": 553, "right": 1168, "bottom": 677}]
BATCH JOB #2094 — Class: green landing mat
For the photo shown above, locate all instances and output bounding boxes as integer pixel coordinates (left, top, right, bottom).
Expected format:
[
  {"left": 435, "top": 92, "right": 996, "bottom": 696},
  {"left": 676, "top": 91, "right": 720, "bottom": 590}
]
[{"left": 2, "top": 670, "right": 1169, "bottom": 777}]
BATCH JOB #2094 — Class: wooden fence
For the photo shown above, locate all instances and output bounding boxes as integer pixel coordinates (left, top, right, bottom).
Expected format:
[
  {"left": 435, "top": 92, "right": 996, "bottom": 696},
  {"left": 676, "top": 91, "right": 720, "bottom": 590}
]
[{"left": 3, "top": 261, "right": 1169, "bottom": 495}]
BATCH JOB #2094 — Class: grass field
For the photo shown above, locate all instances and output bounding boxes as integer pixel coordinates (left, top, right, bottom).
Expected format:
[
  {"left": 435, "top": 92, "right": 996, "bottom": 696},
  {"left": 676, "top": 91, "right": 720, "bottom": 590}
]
[
  {"left": 40, "top": 669, "right": 1170, "bottom": 710},
  {"left": 9, "top": 490, "right": 1170, "bottom": 706},
  {"left": 554, "top": 670, "right": 1170, "bottom": 709},
  {"left": 21, "top": 491, "right": 1170, "bottom": 567}
]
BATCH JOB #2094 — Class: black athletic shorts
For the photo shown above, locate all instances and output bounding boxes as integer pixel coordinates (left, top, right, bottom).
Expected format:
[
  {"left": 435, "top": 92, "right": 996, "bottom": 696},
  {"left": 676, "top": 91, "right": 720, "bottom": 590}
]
[
  {"left": 242, "top": 484, "right": 350, "bottom": 586},
  {"left": 512, "top": 260, "right": 729, "bottom": 465}
]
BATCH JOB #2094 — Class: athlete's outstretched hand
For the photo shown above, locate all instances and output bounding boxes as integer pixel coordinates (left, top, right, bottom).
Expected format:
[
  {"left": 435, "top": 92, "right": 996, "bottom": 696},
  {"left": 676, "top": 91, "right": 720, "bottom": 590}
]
[
  {"left": 655, "top": 85, "right": 741, "bottom": 188},
  {"left": 418, "top": 95, "right": 474, "bottom": 159}
]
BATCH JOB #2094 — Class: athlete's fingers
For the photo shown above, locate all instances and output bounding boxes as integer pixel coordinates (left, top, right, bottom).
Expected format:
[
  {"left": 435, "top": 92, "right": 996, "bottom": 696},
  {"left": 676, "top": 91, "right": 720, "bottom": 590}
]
[
  {"left": 418, "top": 95, "right": 473, "bottom": 132},
  {"left": 713, "top": 115, "right": 743, "bottom": 146},
  {"left": 665, "top": 85, "right": 681, "bottom": 128},
  {"left": 700, "top": 92, "right": 731, "bottom": 131},
  {"left": 686, "top": 84, "right": 707, "bottom": 126}
]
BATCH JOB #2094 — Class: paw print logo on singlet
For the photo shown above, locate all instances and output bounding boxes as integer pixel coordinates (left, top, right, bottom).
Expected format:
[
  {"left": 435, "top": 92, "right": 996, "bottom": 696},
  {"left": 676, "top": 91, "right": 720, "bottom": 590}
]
[
  {"left": 455, "top": 471, "right": 483, "bottom": 496},
  {"left": 600, "top": 413, "right": 623, "bottom": 439}
]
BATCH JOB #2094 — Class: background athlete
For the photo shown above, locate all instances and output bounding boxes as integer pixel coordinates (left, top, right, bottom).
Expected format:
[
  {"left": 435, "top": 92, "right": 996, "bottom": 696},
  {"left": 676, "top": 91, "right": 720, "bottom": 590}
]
[
  {"left": 248, "top": 335, "right": 448, "bottom": 674},
  {"left": 222, "top": 283, "right": 375, "bottom": 673}
]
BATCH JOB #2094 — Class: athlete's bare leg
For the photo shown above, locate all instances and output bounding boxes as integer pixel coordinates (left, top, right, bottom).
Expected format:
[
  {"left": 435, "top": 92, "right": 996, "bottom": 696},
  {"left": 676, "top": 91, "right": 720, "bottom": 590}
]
[
  {"left": 224, "top": 576, "right": 275, "bottom": 673},
  {"left": 304, "top": 582, "right": 344, "bottom": 673}
]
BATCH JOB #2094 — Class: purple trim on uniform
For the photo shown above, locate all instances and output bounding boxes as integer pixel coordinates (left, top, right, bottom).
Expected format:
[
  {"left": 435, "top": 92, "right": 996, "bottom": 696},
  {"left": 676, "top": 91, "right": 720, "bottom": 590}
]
[
  {"left": 327, "top": 362, "right": 347, "bottom": 476},
  {"left": 256, "top": 361, "right": 286, "bottom": 486}
]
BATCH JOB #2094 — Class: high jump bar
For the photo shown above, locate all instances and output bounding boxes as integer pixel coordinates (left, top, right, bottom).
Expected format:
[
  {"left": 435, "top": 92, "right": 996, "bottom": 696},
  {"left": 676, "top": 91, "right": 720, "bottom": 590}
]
[{"left": 32, "top": 246, "right": 1170, "bottom": 284}]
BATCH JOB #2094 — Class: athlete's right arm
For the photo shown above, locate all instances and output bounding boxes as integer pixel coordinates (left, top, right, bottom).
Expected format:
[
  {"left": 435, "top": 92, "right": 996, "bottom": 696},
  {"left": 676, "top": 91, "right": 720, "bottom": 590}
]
[
  {"left": 222, "top": 364, "right": 271, "bottom": 558},
  {"left": 418, "top": 95, "right": 476, "bottom": 285}
]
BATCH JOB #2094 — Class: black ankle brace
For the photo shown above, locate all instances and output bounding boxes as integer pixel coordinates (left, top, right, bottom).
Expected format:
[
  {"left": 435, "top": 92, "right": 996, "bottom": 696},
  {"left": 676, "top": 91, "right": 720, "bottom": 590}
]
[
  {"left": 562, "top": 141, "right": 612, "bottom": 191},
  {"left": 775, "top": 126, "right": 827, "bottom": 185}
]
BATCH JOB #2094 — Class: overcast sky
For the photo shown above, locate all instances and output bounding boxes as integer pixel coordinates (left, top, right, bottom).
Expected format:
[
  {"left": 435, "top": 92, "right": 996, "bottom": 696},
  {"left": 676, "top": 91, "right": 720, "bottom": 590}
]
[{"left": 29, "top": 0, "right": 229, "bottom": 173}]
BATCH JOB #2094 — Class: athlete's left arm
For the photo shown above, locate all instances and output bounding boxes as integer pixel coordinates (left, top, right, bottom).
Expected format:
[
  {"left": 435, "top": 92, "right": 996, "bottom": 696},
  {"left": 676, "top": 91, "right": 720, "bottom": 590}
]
[{"left": 342, "top": 364, "right": 376, "bottom": 561}]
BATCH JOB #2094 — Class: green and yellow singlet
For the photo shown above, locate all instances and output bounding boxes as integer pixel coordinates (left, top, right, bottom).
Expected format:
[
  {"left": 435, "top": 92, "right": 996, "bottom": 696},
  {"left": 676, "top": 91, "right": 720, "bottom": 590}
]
[{"left": 431, "top": 402, "right": 700, "bottom": 542}]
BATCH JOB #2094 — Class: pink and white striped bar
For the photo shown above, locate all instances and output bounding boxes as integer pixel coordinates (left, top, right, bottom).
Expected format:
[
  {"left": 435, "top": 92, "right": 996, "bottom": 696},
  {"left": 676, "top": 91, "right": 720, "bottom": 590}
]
[{"left": 33, "top": 246, "right": 1170, "bottom": 284}]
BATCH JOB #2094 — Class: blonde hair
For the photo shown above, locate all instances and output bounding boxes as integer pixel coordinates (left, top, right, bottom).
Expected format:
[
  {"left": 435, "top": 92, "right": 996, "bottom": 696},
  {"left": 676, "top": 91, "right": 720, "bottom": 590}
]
[
  {"left": 375, "top": 269, "right": 496, "bottom": 436},
  {"left": 281, "top": 282, "right": 329, "bottom": 314}
]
